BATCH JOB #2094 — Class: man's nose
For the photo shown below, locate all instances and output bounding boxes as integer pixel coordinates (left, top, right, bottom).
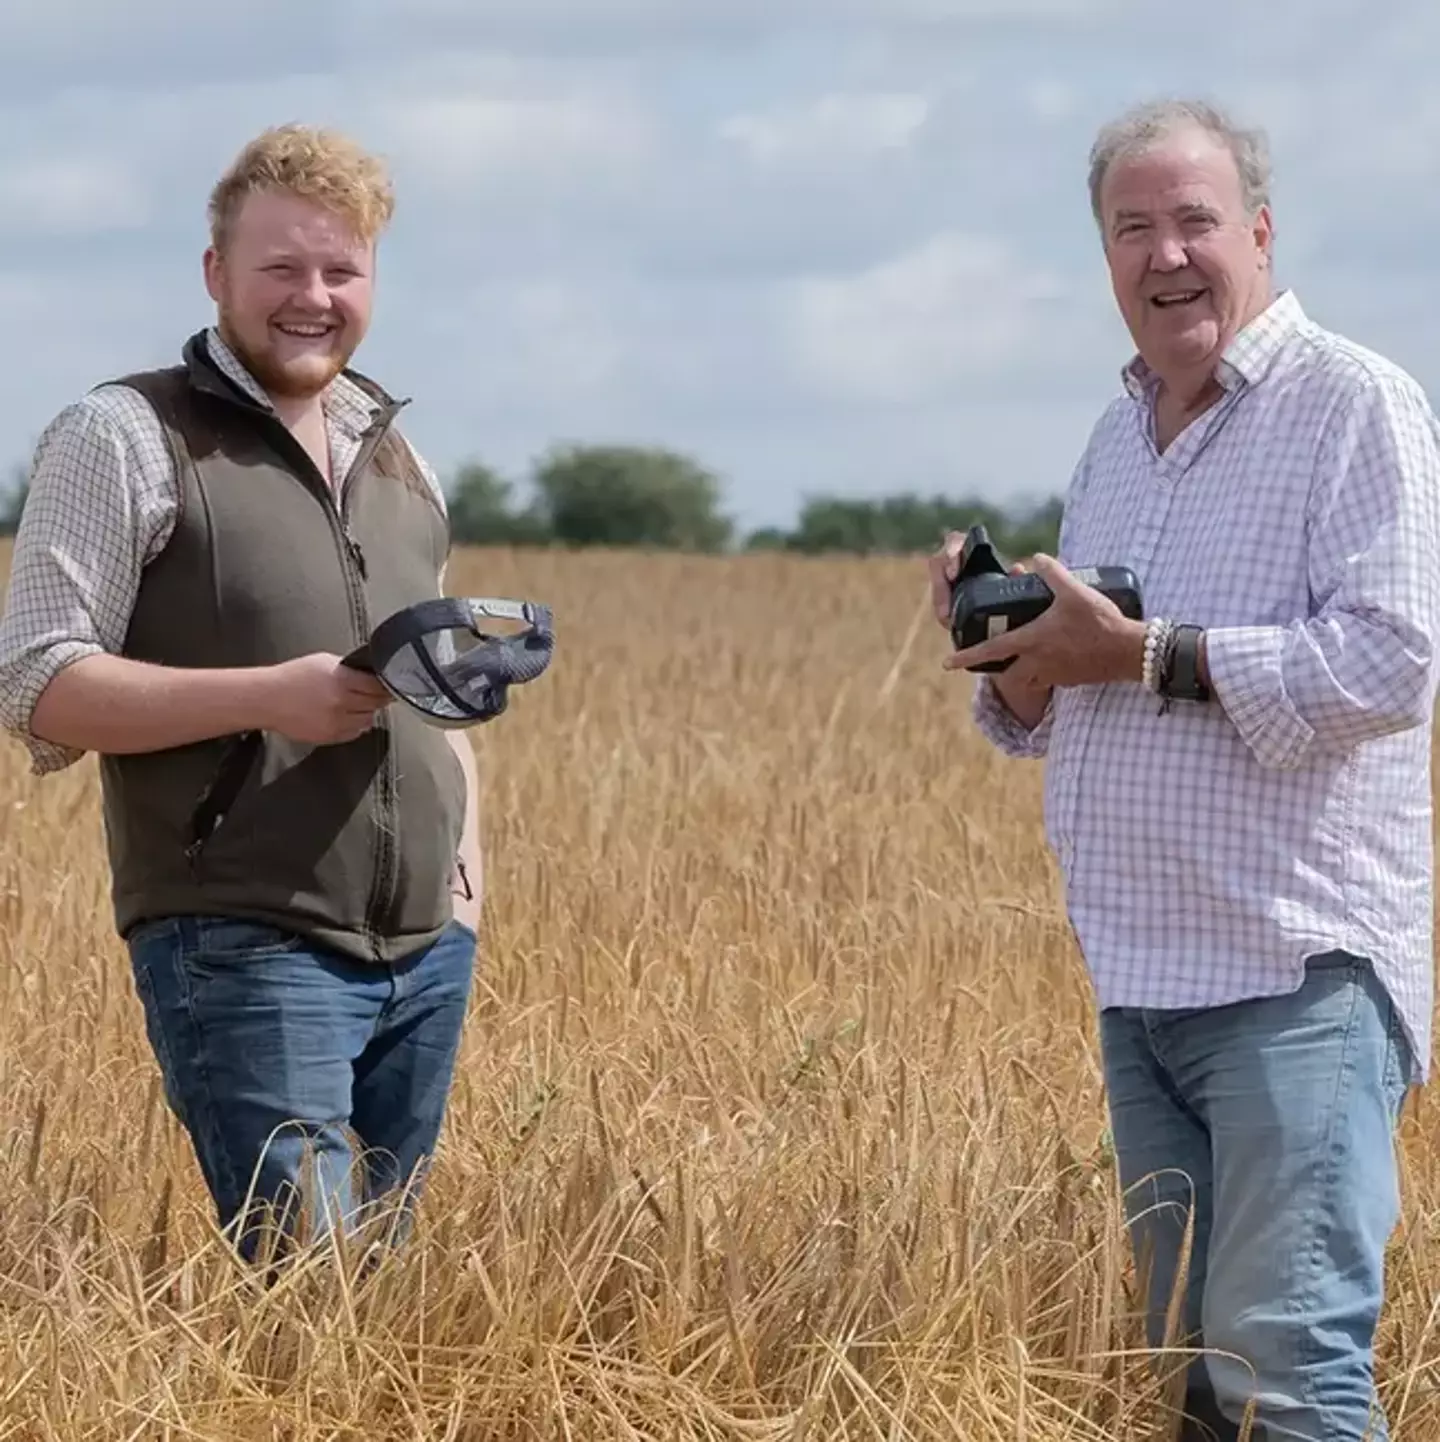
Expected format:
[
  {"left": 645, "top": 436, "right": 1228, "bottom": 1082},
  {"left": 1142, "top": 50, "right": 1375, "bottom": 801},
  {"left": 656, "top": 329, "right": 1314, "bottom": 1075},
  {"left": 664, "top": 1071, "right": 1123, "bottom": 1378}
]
[
  {"left": 1148, "top": 231, "right": 1189, "bottom": 271},
  {"left": 293, "top": 270, "right": 332, "bottom": 308}
]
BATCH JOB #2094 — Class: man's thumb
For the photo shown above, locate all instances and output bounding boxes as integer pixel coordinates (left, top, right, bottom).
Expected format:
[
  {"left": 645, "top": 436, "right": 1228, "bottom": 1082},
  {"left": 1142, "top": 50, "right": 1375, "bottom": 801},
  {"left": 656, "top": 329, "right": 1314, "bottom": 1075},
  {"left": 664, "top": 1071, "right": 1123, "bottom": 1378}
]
[{"left": 1029, "top": 552, "right": 1065, "bottom": 583}]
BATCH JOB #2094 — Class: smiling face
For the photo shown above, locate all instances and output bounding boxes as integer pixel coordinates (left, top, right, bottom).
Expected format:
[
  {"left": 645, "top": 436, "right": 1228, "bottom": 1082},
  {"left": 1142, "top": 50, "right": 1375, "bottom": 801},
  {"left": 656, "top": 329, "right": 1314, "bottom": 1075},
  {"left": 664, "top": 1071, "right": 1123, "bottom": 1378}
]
[
  {"left": 1098, "top": 124, "right": 1273, "bottom": 390},
  {"left": 202, "top": 186, "right": 375, "bottom": 402}
]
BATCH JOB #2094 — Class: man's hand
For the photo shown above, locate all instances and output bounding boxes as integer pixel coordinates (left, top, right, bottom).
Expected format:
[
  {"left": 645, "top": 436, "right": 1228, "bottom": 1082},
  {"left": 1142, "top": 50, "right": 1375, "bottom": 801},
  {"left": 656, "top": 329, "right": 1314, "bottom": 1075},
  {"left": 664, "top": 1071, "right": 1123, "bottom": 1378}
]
[
  {"left": 28, "top": 650, "right": 395, "bottom": 759},
  {"left": 929, "top": 530, "right": 1054, "bottom": 726},
  {"left": 256, "top": 653, "right": 394, "bottom": 745},
  {"left": 927, "top": 529, "right": 969, "bottom": 630},
  {"left": 943, "top": 552, "right": 1147, "bottom": 689}
]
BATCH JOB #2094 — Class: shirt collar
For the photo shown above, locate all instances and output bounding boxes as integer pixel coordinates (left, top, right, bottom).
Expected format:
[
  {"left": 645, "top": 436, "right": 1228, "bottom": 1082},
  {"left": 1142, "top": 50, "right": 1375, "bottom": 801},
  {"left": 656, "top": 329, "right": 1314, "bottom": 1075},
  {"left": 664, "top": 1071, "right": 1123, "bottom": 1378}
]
[
  {"left": 1121, "top": 288, "right": 1307, "bottom": 401},
  {"left": 203, "top": 325, "right": 383, "bottom": 442}
]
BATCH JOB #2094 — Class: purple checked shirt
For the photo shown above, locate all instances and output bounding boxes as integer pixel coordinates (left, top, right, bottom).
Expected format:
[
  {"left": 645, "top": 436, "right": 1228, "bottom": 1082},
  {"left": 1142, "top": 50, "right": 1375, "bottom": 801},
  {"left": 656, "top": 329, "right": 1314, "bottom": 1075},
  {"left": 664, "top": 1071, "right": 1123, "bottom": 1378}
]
[{"left": 973, "top": 290, "right": 1440, "bottom": 1079}]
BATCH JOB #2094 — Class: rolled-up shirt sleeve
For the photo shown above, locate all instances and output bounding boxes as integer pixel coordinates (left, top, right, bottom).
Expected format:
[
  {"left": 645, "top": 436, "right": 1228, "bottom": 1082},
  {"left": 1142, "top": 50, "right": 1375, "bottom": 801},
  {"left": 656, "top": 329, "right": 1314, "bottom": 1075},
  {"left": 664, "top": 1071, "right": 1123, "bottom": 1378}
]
[
  {"left": 970, "top": 676, "right": 1056, "bottom": 757},
  {"left": 0, "top": 388, "right": 176, "bottom": 775},
  {"left": 1205, "top": 372, "right": 1440, "bottom": 770}
]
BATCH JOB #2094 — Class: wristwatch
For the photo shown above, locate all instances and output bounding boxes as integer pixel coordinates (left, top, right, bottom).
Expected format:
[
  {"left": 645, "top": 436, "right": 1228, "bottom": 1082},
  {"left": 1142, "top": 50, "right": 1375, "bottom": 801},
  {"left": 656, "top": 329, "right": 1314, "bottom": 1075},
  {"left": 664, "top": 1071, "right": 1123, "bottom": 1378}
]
[{"left": 1160, "top": 624, "right": 1210, "bottom": 703}]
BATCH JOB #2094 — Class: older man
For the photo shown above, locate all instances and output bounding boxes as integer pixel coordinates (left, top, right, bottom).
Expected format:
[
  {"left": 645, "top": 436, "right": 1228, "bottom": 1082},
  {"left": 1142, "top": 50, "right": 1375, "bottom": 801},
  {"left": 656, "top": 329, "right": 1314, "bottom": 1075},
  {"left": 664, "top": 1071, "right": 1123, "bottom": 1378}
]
[
  {"left": 0, "top": 124, "right": 484, "bottom": 1264},
  {"left": 931, "top": 99, "right": 1439, "bottom": 1440}
]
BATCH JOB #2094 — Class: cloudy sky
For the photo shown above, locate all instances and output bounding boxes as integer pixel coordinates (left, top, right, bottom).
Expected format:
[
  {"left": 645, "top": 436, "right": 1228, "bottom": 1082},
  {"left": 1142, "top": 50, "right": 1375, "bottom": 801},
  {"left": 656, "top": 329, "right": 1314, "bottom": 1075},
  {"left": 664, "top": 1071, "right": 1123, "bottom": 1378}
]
[{"left": 0, "top": 1, "right": 1431, "bottom": 533}]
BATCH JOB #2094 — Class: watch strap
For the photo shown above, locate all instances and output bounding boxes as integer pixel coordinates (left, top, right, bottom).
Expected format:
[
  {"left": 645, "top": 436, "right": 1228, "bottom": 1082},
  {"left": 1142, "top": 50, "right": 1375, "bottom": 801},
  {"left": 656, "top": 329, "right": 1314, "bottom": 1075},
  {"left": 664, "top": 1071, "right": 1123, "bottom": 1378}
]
[{"left": 1161, "top": 624, "right": 1210, "bottom": 703}]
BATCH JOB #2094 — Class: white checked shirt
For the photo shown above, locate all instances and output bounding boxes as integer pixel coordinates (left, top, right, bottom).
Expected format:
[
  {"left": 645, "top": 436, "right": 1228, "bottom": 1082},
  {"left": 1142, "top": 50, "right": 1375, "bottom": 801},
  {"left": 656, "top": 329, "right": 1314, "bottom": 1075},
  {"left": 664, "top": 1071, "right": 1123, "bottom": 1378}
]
[
  {"left": 0, "top": 329, "right": 449, "bottom": 778},
  {"left": 973, "top": 290, "right": 1440, "bottom": 1078}
]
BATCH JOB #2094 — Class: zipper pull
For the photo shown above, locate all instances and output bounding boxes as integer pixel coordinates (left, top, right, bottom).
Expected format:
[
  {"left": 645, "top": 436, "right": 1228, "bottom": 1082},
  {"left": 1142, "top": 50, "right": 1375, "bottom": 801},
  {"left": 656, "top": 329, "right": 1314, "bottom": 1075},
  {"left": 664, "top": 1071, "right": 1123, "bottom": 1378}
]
[{"left": 344, "top": 528, "right": 368, "bottom": 579}]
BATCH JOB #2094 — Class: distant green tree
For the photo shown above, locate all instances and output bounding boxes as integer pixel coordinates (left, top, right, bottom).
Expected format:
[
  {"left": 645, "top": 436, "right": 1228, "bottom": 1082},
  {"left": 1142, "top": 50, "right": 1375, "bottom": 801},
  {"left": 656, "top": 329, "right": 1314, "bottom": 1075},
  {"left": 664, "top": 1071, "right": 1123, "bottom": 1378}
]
[
  {"left": 779, "top": 491, "right": 1056, "bottom": 558},
  {"left": 0, "top": 465, "right": 28, "bottom": 537},
  {"left": 999, "top": 495, "right": 1065, "bottom": 558},
  {"left": 532, "top": 444, "right": 733, "bottom": 552},
  {"left": 777, "top": 497, "right": 877, "bottom": 554},
  {"left": 445, "top": 461, "right": 550, "bottom": 546}
]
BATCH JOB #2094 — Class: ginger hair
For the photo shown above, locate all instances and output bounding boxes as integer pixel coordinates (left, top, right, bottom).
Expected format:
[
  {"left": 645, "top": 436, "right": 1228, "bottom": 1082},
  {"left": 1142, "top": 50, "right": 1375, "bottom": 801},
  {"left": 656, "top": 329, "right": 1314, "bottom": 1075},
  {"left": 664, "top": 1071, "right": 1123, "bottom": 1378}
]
[{"left": 207, "top": 123, "right": 396, "bottom": 252}]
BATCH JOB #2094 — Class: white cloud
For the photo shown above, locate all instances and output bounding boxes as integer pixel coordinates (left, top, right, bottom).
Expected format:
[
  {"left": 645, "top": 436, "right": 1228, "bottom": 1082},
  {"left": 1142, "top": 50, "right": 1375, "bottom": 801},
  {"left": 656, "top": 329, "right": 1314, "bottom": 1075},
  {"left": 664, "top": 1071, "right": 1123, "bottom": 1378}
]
[
  {"left": 0, "top": 267, "right": 186, "bottom": 459},
  {"left": 719, "top": 93, "right": 931, "bottom": 166},
  {"left": 409, "top": 276, "right": 629, "bottom": 416},
  {"left": 378, "top": 91, "right": 656, "bottom": 186},
  {"left": 380, "top": 0, "right": 1115, "bottom": 14},
  {"left": 782, "top": 232, "right": 1073, "bottom": 403},
  {"left": 0, "top": 0, "right": 1134, "bottom": 86},
  {"left": 1, "top": 0, "right": 1437, "bottom": 537},
  {"left": 1022, "top": 80, "right": 1078, "bottom": 123},
  {"left": 349, "top": 0, "right": 1132, "bottom": 40},
  {"left": 491, "top": 282, "right": 628, "bottom": 395},
  {"left": 861, "top": 0, "right": 1122, "bottom": 14},
  {"left": 0, "top": 157, "right": 150, "bottom": 237},
  {"left": 0, "top": 270, "right": 162, "bottom": 340}
]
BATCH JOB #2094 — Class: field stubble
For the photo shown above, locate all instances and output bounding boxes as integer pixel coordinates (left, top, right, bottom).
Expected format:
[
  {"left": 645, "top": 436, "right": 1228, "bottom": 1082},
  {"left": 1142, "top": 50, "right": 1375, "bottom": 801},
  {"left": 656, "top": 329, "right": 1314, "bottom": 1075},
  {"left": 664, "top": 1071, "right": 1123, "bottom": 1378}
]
[{"left": 0, "top": 542, "right": 1437, "bottom": 1439}]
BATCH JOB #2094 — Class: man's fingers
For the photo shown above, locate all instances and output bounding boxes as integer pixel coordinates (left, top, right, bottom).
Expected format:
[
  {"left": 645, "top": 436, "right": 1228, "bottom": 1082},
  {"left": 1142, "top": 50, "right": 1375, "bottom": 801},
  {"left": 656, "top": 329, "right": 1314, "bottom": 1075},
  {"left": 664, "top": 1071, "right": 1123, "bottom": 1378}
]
[
  {"left": 945, "top": 604, "right": 1058, "bottom": 671},
  {"left": 929, "top": 530, "right": 967, "bottom": 625},
  {"left": 336, "top": 689, "right": 390, "bottom": 722},
  {"left": 944, "top": 632, "right": 1019, "bottom": 671},
  {"left": 1026, "top": 552, "right": 1073, "bottom": 592},
  {"left": 340, "top": 696, "right": 388, "bottom": 717},
  {"left": 929, "top": 567, "right": 954, "bottom": 626},
  {"left": 338, "top": 672, "right": 391, "bottom": 703}
]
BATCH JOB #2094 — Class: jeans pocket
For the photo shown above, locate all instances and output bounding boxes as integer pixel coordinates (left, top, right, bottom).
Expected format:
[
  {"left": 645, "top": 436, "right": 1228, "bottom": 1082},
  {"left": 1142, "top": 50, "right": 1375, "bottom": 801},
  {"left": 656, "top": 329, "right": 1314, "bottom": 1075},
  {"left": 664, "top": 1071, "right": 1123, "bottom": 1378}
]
[
  {"left": 126, "top": 916, "right": 179, "bottom": 949},
  {"left": 188, "top": 916, "right": 310, "bottom": 964}
]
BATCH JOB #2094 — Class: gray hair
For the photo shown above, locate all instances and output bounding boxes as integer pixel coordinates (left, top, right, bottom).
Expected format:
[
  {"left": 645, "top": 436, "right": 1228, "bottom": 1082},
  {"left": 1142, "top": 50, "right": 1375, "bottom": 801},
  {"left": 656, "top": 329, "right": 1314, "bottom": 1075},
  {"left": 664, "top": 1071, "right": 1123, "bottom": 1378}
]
[{"left": 1087, "top": 98, "right": 1271, "bottom": 227}]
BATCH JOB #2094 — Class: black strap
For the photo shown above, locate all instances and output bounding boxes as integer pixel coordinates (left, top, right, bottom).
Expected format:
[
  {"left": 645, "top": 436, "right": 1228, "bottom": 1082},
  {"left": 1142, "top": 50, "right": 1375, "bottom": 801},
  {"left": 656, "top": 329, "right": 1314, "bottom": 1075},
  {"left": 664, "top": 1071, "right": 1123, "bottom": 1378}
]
[
  {"left": 184, "top": 729, "right": 263, "bottom": 861},
  {"left": 1160, "top": 624, "right": 1210, "bottom": 703},
  {"left": 184, "top": 632, "right": 385, "bottom": 863}
]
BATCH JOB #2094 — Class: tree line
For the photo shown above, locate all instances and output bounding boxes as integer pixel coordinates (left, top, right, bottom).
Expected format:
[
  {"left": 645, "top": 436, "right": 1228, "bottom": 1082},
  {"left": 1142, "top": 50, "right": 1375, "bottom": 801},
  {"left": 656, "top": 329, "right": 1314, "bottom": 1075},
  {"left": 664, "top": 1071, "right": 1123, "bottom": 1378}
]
[
  {"left": 0, "top": 444, "right": 1064, "bottom": 559},
  {"left": 416, "top": 444, "right": 1064, "bottom": 558}
]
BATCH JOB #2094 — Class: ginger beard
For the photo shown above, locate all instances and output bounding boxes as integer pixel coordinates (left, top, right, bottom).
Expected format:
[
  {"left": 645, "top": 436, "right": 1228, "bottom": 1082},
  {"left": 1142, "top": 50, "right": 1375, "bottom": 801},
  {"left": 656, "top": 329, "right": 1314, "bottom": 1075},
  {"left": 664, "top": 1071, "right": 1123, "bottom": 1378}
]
[{"left": 214, "top": 289, "right": 356, "bottom": 400}]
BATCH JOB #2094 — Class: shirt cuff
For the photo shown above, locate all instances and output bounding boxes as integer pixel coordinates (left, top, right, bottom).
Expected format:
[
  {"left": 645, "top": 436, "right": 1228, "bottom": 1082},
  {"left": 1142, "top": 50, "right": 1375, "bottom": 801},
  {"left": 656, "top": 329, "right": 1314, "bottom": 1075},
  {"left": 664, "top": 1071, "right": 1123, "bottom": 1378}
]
[
  {"left": 970, "top": 674, "right": 1054, "bottom": 757},
  {"left": 1203, "top": 625, "right": 1315, "bottom": 770},
  {"left": 0, "top": 640, "right": 106, "bottom": 776}
]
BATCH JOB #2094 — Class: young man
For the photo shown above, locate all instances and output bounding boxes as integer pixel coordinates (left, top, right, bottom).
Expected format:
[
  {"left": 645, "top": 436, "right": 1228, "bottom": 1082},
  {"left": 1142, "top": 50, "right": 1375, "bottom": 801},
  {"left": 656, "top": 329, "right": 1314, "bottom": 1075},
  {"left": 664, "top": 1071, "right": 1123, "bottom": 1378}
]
[
  {"left": 0, "top": 124, "right": 484, "bottom": 1263},
  {"left": 932, "top": 99, "right": 1440, "bottom": 1440}
]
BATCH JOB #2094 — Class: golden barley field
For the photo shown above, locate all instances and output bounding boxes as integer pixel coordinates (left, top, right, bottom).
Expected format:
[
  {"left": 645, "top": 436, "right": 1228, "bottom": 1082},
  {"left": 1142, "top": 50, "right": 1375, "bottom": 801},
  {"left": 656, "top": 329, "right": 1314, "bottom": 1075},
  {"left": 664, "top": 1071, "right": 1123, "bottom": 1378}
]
[{"left": 0, "top": 539, "right": 1438, "bottom": 1440}]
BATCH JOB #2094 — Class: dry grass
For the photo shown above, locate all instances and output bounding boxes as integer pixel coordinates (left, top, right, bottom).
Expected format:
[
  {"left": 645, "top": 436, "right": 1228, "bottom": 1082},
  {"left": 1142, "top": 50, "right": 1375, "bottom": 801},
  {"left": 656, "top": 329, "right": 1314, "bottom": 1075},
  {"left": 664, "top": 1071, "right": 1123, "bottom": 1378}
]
[{"left": 0, "top": 540, "right": 1437, "bottom": 1439}]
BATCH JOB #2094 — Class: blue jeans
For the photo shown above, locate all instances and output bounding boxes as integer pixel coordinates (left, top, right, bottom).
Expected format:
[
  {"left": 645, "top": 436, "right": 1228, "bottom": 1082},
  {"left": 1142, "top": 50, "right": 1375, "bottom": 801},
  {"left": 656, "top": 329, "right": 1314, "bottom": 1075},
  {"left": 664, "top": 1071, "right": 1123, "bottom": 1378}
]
[
  {"left": 127, "top": 914, "right": 476, "bottom": 1264},
  {"left": 1099, "top": 951, "right": 1414, "bottom": 1441}
]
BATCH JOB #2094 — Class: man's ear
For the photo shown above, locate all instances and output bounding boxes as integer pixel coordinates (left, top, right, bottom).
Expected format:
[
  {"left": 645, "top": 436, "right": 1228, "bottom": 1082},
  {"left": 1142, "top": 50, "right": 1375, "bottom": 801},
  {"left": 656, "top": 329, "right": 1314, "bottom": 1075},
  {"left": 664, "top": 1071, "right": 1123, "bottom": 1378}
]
[
  {"left": 202, "top": 244, "right": 223, "bottom": 304},
  {"left": 1253, "top": 203, "right": 1275, "bottom": 267}
]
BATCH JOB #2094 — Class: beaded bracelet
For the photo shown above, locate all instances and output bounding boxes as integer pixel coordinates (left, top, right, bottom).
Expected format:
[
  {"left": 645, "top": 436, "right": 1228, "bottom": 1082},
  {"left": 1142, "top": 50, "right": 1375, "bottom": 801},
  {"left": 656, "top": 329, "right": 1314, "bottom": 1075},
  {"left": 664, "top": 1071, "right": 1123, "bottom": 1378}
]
[{"left": 1142, "top": 616, "right": 1175, "bottom": 694}]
